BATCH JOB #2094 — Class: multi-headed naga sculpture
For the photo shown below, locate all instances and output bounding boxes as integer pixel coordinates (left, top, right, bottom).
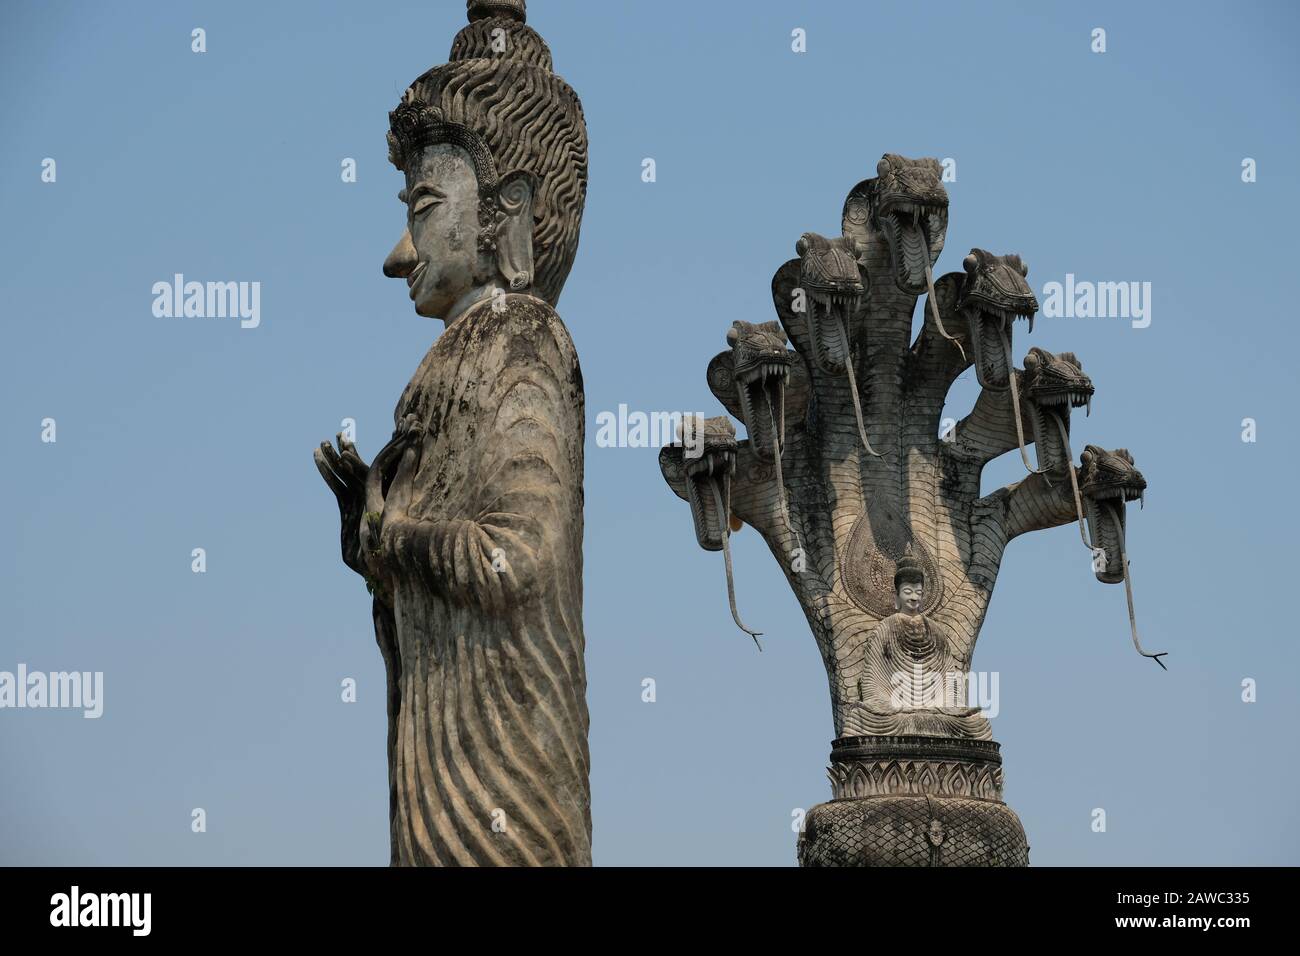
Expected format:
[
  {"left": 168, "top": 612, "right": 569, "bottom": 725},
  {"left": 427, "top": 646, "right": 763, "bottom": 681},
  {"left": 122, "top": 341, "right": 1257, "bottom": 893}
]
[
  {"left": 315, "top": 0, "right": 591, "bottom": 866},
  {"left": 660, "top": 154, "right": 1163, "bottom": 866}
]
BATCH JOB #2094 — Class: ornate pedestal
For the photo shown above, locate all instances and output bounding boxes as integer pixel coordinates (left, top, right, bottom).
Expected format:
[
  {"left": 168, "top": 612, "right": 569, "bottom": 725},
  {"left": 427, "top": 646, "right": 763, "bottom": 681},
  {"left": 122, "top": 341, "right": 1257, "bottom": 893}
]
[{"left": 797, "top": 735, "right": 1029, "bottom": 867}]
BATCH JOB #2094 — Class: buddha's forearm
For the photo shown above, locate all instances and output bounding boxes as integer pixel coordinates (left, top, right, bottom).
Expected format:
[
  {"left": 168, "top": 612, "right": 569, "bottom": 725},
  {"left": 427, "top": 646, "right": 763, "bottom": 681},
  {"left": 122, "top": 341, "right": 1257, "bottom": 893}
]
[{"left": 382, "top": 513, "right": 541, "bottom": 613}]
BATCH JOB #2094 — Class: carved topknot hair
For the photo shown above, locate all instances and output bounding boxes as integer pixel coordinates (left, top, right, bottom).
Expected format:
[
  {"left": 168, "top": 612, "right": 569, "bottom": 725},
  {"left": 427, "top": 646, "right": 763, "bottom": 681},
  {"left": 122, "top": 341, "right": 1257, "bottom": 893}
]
[
  {"left": 894, "top": 547, "right": 926, "bottom": 591},
  {"left": 453, "top": 0, "right": 552, "bottom": 70},
  {"left": 387, "top": 0, "right": 587, "bottom": 306},
  {"left": 467, "top": 0, "right": 526, "bottom": 23}
]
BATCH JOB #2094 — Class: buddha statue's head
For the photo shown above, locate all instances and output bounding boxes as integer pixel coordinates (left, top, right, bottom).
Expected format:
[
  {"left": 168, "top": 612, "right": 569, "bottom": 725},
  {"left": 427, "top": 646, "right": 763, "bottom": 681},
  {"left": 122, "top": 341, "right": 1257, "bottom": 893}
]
[
  {"left": 893, "top": 552, "right": 925, "bottom": 617},
  {"left": 382, "top": 0, "right": 588, "bottom": 322}
]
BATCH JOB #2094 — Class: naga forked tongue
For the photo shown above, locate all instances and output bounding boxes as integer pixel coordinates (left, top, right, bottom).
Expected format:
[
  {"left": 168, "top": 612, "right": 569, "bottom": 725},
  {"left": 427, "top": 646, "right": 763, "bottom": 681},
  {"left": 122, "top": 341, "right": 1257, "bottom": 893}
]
[
  {"left": 767, "top": 399, "right": 793, "bottom": 539},
  {"left": 710, "top": 480, "right": 763, "bottom": 649},
  {"left": 1077, "top": 446, "right": 1162, "bottom": 669},
  {"left": 1054, "top": 414, "right": 1094, "bottom": 550},
  {"left": 796, "top": 232, "right": 882, "bottom": 459},
  {"left": 751, "top": 367, "right": 793, "bottom": 538},
  {"left": 1041, "top": 374, "right": 1098, "bottom": 547},
  {"left": 997, "top": 323, "right": 1048, "bottom": 479},
  {"left": 840, "top": 322, "right": 883, "bottom": 460},
  {"left": 680, "top": 416, "right": 762, "bottom": 649},
  {"left": 1105, "top": 499, "right": 1166, "bottom": 670},
  {"left": 925, "top": 256, "right": 967, "bottom": 364}
]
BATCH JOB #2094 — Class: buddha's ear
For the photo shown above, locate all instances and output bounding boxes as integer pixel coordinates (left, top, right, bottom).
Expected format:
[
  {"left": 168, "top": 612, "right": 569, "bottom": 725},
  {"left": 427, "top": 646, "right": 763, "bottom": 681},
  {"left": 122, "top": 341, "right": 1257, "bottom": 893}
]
[{"left": 494, "top": 170, "right": 538, "bottom": 292}]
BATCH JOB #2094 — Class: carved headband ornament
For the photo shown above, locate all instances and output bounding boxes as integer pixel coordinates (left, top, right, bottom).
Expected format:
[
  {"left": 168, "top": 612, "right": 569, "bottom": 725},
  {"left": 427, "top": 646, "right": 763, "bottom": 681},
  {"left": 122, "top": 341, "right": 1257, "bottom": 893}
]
[{"left": 387, "top": 95, "right": 499, "bottom": 192}]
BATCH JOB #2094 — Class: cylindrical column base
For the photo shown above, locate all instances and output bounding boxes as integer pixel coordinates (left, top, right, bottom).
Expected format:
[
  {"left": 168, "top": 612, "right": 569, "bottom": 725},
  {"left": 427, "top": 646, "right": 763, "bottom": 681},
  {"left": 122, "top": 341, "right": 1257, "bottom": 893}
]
[{"left": 796, "top": 735, "right": 1030, "bottom": 867}]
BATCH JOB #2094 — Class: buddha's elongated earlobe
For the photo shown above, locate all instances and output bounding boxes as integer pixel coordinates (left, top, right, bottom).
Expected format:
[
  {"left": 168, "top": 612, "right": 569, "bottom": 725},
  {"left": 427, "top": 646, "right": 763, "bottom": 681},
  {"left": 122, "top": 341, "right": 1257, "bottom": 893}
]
[{"left": 494, "top": 170, "right": 538, "bottom": 291}]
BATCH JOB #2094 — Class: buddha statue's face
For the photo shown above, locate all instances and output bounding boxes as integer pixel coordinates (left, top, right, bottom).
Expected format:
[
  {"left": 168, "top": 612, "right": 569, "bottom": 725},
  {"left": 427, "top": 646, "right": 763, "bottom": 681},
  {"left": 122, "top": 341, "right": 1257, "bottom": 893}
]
[
  {"left": 895, "top": 579, "right": 924, "bottom": 616},
  {"left": 383, "top": 143, "right": 492, "bottom": 320}
]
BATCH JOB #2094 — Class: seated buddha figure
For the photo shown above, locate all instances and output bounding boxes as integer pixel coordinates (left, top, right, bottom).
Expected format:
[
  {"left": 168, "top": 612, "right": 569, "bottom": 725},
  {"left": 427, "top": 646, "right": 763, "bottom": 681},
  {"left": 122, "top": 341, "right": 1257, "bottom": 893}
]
[{"left": 843, "top": 551, "right": 991, "bottom": 740}]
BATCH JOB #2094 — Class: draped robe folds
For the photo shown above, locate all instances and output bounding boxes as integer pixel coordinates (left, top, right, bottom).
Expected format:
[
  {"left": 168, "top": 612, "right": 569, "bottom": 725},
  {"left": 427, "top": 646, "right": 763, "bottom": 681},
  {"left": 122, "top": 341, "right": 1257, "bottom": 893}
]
[
  {"left": 370, "top": 293, "right": 590, "bottom": 866},
  {"left": 843, "top": 612, "right": 991, "bottom": 740}
]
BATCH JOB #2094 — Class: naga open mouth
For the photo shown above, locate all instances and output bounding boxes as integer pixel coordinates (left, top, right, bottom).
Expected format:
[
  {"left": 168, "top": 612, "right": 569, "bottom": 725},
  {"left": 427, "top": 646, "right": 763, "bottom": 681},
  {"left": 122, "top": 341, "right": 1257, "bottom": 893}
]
[
  {"left": 1023, "top": 348, "right": 1094, "bottom": 474},
  {"left": 1080, "top": 446, "right": 1146, "bottom": 584},
  {"left": 795, "top": 233, "right": 881, "bottom": 458},
  {"left": 713, "top": 321, "right": 799, "bottom": 533},
  {"left": 1027, "top": 400, "right": 1069, "bottom": 474},
  {"left": 733, "top": 353, "right": 790, "bottom": 464},
  {"left": 681, "top": 423, "right": 737, "bottom": 553},
  {"left": 805, "top": 288, "right": 857, "bottom": 374},
  {"left": 856, "top": 154, "right": 949, "bottom": 296},
  {"left": 796, "top": 232, "right": 863, "bottom": 375},
  {"left": 964, "top": 300, "right": 1036, "bottom": 389},
  {"left": 959, "top": 250, "right": 1039, "bottom": 391},
  {"left": 675, "top": 416, "right": 763, "bottom": 646},
  {"left": 877, "top": 199, "right": 948, "bottom": 295}
]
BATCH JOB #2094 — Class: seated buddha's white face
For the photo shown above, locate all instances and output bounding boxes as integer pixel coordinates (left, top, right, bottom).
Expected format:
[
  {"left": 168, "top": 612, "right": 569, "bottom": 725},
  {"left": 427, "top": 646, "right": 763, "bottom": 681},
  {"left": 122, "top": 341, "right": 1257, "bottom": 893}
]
[{"left": 895, "top": 579, "right": 924, "bottom": 616}]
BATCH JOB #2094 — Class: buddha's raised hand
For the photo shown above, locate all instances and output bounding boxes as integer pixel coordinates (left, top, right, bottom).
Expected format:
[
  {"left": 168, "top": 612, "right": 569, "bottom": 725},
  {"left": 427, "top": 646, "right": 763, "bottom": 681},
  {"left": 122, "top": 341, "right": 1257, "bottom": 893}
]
[{"left": 314, "top": 432, "right": 370, "bottom": 578}]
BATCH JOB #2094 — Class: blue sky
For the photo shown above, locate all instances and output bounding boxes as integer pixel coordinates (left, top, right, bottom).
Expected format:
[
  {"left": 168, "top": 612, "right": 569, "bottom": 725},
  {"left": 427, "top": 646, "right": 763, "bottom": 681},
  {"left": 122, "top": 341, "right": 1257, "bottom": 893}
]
[{"left": 2, "top": 0, "right": 1297, "bottom": 865}]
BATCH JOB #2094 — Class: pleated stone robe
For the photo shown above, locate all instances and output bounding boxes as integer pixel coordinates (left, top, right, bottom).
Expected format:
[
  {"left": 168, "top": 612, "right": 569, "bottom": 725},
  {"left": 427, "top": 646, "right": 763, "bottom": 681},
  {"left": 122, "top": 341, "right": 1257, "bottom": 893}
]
[{"left": 371, "top": 293, "right": 589, "bottom": 866}]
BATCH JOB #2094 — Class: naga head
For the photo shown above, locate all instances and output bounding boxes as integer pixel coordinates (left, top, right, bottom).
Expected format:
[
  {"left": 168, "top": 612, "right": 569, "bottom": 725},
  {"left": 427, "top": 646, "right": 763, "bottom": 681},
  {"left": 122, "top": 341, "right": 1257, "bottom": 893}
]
[
  {"left": 660, "top": 416, "right": 738, "bottom": 552},
  {"left": 726, "top": 321, "right": 791, "bottom": 462},
  {"left": 842, "top": 154, "right": 949, "bottom": 295},
  {"left": 1079, "top": 445, "right": 1146, "bottom": 583},
  {"left": 958, "top": 249, "right": 1039, "bottom": 389},
  {"left": 796, "top": 232, "right": 863, "bottom": 374},
  {"left": 1020, "top": 347, "right": 1094, "bottom": 473},
  {"left": 659, "top": 415, "right": 764, "bottom": 646}
]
